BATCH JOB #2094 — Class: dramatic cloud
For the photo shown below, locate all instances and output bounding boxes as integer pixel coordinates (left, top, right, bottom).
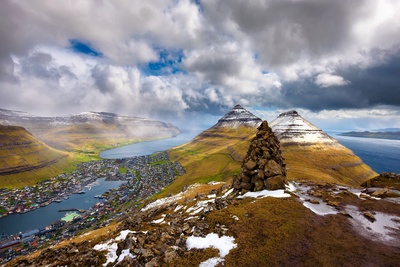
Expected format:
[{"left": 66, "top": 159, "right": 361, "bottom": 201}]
[{"left": 0, "top": 0, "right": 399, "bottom": 129}]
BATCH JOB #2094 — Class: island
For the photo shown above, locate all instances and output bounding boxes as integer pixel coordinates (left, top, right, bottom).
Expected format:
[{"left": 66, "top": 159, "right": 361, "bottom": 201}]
[{"left": 339, "top": 130, "right": 400, "bottom": 140}]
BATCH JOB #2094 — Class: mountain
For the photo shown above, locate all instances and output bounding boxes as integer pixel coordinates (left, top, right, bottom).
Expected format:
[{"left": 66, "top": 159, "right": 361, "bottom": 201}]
[
  {"left": 214, "top": 104, "right": 262, "bottom": 128},
  {"left": 5, "top": 107, "right": 400, "bottom": 266},
  {"left": 270, "top": 110, "right": 377, "bottom": 185},
  {"left": 0, "top": 109, "right": 179, "bottom": 152},
  {"left": 0, "top": 125, "right": 74, "bottom": 188},
  {"left": 163, "top": 105, "right": 261, "bottom": 197},
  {"left": 7, "top": 118, "right": 400, "bottom": 266}
]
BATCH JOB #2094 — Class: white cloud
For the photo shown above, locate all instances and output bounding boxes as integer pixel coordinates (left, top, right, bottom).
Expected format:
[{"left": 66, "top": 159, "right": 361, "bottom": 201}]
[{"left": 315, "top": 73, "right": 350, "bottom": 88}]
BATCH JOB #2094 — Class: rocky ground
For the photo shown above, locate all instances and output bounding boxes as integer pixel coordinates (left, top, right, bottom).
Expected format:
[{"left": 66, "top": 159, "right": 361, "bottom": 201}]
[{"left": 7, "top": 177, "right": 400, "bottom": 267}]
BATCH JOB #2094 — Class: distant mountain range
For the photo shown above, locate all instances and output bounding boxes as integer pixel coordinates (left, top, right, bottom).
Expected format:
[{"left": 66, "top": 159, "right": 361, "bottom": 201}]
[
  {"left": 339, "top": 129, "right": 400, "bottom": 140},
  {"left": 0, "top": 108, "right": 179, "bottom": 151}
]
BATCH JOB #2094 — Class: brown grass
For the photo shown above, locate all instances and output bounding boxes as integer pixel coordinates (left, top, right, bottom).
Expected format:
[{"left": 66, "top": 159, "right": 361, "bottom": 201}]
[
  {"left": 281, "top": 143, "right": 378, "bottom": 186},
  {"left": 205, "top": 195, "right": 400, "bottom": 267}
]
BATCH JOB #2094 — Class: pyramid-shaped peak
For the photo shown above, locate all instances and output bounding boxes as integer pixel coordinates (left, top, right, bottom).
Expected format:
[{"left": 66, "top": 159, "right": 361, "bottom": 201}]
[
  {"left": 214, "top": 105, "right": 262, "bottom": 128},
  {"left": 233, "top": 104, "right": 244, "bottom": 109},
  {"left": 270, "top": 110, "right": 337, "bottom": 145},
  {"left": 278, "top": 110, "right": 299, "bottom": 117}
]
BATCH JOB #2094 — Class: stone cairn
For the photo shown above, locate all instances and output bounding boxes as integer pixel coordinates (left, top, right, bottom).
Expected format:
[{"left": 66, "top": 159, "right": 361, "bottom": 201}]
[{"left": 233, "top": 120, "right": 287, "bottom": 193}]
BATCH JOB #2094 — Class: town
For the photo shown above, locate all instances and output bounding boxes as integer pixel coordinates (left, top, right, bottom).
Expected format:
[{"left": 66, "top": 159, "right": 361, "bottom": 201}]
[{"left": 0, "top": 152, "right": 185, "bottom": 263}]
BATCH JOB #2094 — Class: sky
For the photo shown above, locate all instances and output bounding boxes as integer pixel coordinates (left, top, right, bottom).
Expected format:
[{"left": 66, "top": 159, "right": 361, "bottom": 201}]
[{"left": 0, "top": 0, "right": 400, "bottom": 131}]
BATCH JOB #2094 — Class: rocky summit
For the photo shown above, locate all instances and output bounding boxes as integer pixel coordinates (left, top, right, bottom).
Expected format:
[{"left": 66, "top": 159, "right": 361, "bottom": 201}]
[
  {"left": 214, "top": 104, "right": 262, "bottom": 128},
  {"left": 233, "top": 120, "right": 286, "bottom": 193}
]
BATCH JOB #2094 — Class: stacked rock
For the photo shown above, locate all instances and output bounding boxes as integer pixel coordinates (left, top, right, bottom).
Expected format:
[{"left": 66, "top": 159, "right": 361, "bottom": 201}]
[{"left": 233, "top": 120, "right": 287, "bottom": 193}]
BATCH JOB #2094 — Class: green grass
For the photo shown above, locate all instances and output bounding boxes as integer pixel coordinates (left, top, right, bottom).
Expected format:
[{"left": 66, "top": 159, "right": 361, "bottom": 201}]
[
  {"left": 156, "top": 126, "right": 256, "bottom": 198},
  {"left": 118, "top": 167, "right": 128, "bottom": 174}
]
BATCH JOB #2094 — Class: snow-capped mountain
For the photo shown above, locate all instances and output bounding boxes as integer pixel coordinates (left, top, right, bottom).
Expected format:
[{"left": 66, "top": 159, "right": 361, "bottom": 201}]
[
  {"left": 270, "top": 110, "right": 377, "bottom": 185},
  {"left": 214, "top": 105, "right": 262, "bottom": 128},
  {"left": 270, "top": 110, "right": 338, "bottom": 145}
]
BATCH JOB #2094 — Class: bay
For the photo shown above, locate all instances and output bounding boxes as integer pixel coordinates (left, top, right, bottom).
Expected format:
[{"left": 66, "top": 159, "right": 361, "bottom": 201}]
[
  {"left": 1, "top": 130, "right": 200, "bottom": 236},
  {"left": 99, "top": 129, "right": 201, "bottom": 159},
  {"left": 0, "top": 178, "right": 123, "bottom": 235}
]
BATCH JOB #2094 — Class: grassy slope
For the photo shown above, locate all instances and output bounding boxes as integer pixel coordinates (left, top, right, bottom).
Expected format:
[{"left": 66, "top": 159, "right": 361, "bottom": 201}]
[
  {"left": 162, "top": 124, "right": 377, "bottom": 199},
  {"left": 281, "top": 143, "right": 378, "bottom": 186},
  {"left": 39, "top": 123, "right": 170, "bottom": 153},
  {"left": 206, "top": 195, "right": 400, "bottom": 267},
  {"left": 0, "top": 125, "right": 76, "bottom": 188},
  {"left": 158, "top": 126, "right": 257, "bottom": 198}
]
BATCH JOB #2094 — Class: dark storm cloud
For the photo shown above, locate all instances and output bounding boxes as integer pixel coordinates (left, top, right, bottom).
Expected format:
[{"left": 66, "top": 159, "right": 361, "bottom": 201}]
[
  {"left": 282, "top": 55, "right": 400, "bottom": 111},
  {"left": 202, "top": 0, "right": 361, "bottom": 66}
]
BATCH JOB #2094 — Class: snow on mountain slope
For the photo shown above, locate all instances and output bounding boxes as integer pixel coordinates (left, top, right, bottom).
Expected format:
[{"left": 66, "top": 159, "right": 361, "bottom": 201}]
[
  {"left": 269, "top": 110, "right": 377, "bottom": 185},
  {"left": 270, "top": 110, "right": 338, "bottom": 146},
  {"left": 214, "top": 105, "right": 262, "bottom": 128}
]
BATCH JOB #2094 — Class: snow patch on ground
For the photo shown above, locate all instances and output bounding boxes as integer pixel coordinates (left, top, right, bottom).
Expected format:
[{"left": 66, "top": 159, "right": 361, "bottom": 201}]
[
  {"left": 302, "top": 201, "right": 338, "bottom": 216},
  {"left": 93, "top": 242, "right": 118, "bottom": 266},
  {"left": 115, "top": 230, "right": 135, "bottom": 241},
  {"left": 186, "top": 233, "right": 237, "bottom": 266},
  {"left": 221, "top": 188, "right": 234, "bottom": 198},
  {"left": 185, "top": 199, "right": 215, "bottom": 214},
  {"left": 238, "top": 189, "right": 291, "bottom": 199},
  {"left": 117, "top": 249, "right": 134, "bottom": 264},
  {"left": 151, "top": 214, "right": 166, "bottom": 224},
  {"left": 141, "top": 184, "right": 202, "bottom": 211},
  {"left": 346, "top": 205, "right": 400, "bottom": 245},
  {"left": 94, "top": 229, "right": 136, "bottom": 266},
  {"left": 199, "top": 257, "right": 224, "bottom": 267}
]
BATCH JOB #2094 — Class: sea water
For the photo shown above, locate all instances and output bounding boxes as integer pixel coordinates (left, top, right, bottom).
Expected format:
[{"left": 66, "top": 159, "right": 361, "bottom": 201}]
[{"left": 334, "top": 135, "right": 400, "bottom": 174}]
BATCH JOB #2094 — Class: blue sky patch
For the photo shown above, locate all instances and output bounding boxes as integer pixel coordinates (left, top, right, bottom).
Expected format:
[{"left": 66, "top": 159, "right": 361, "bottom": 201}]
[
  {"left": 69, "top": 39, "right": 102, "bottom": 57},
  {"left": 143, "top": 49, "right": 185, "bottom": 76}
]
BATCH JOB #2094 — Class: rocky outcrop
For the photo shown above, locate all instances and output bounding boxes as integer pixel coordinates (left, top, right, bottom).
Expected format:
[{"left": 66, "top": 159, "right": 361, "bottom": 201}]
[
  {"left": 214, "top": 105, "right": 262, "bottom": 128},
  {"left": 232, "top": 121, "right": 286, "bottom": 193},
  {"left": 362, "top": 172, "right": 400, "bottom": 196},
  {"left": 9, "top": 183, "right": 234, "bottom": 267}
]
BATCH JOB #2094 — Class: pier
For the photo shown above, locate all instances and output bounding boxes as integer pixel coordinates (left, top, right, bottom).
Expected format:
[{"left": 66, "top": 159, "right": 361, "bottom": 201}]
[{"left": 58, "top": 208, "right": 85, "bottom": 213}]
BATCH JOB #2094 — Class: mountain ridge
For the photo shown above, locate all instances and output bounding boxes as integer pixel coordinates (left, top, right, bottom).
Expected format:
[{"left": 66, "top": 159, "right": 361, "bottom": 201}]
[{"left": 0, "top": 108, "right": 180, "bottom": 152}]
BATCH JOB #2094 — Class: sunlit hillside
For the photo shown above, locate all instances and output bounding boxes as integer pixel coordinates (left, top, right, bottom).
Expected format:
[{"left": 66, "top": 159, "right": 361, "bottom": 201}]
[
  {"left": 0, "top": 125, "right": 75, "bottom": 188},
  {"left": 163, "top": 126, "right": 257, "bottom": 198}
]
